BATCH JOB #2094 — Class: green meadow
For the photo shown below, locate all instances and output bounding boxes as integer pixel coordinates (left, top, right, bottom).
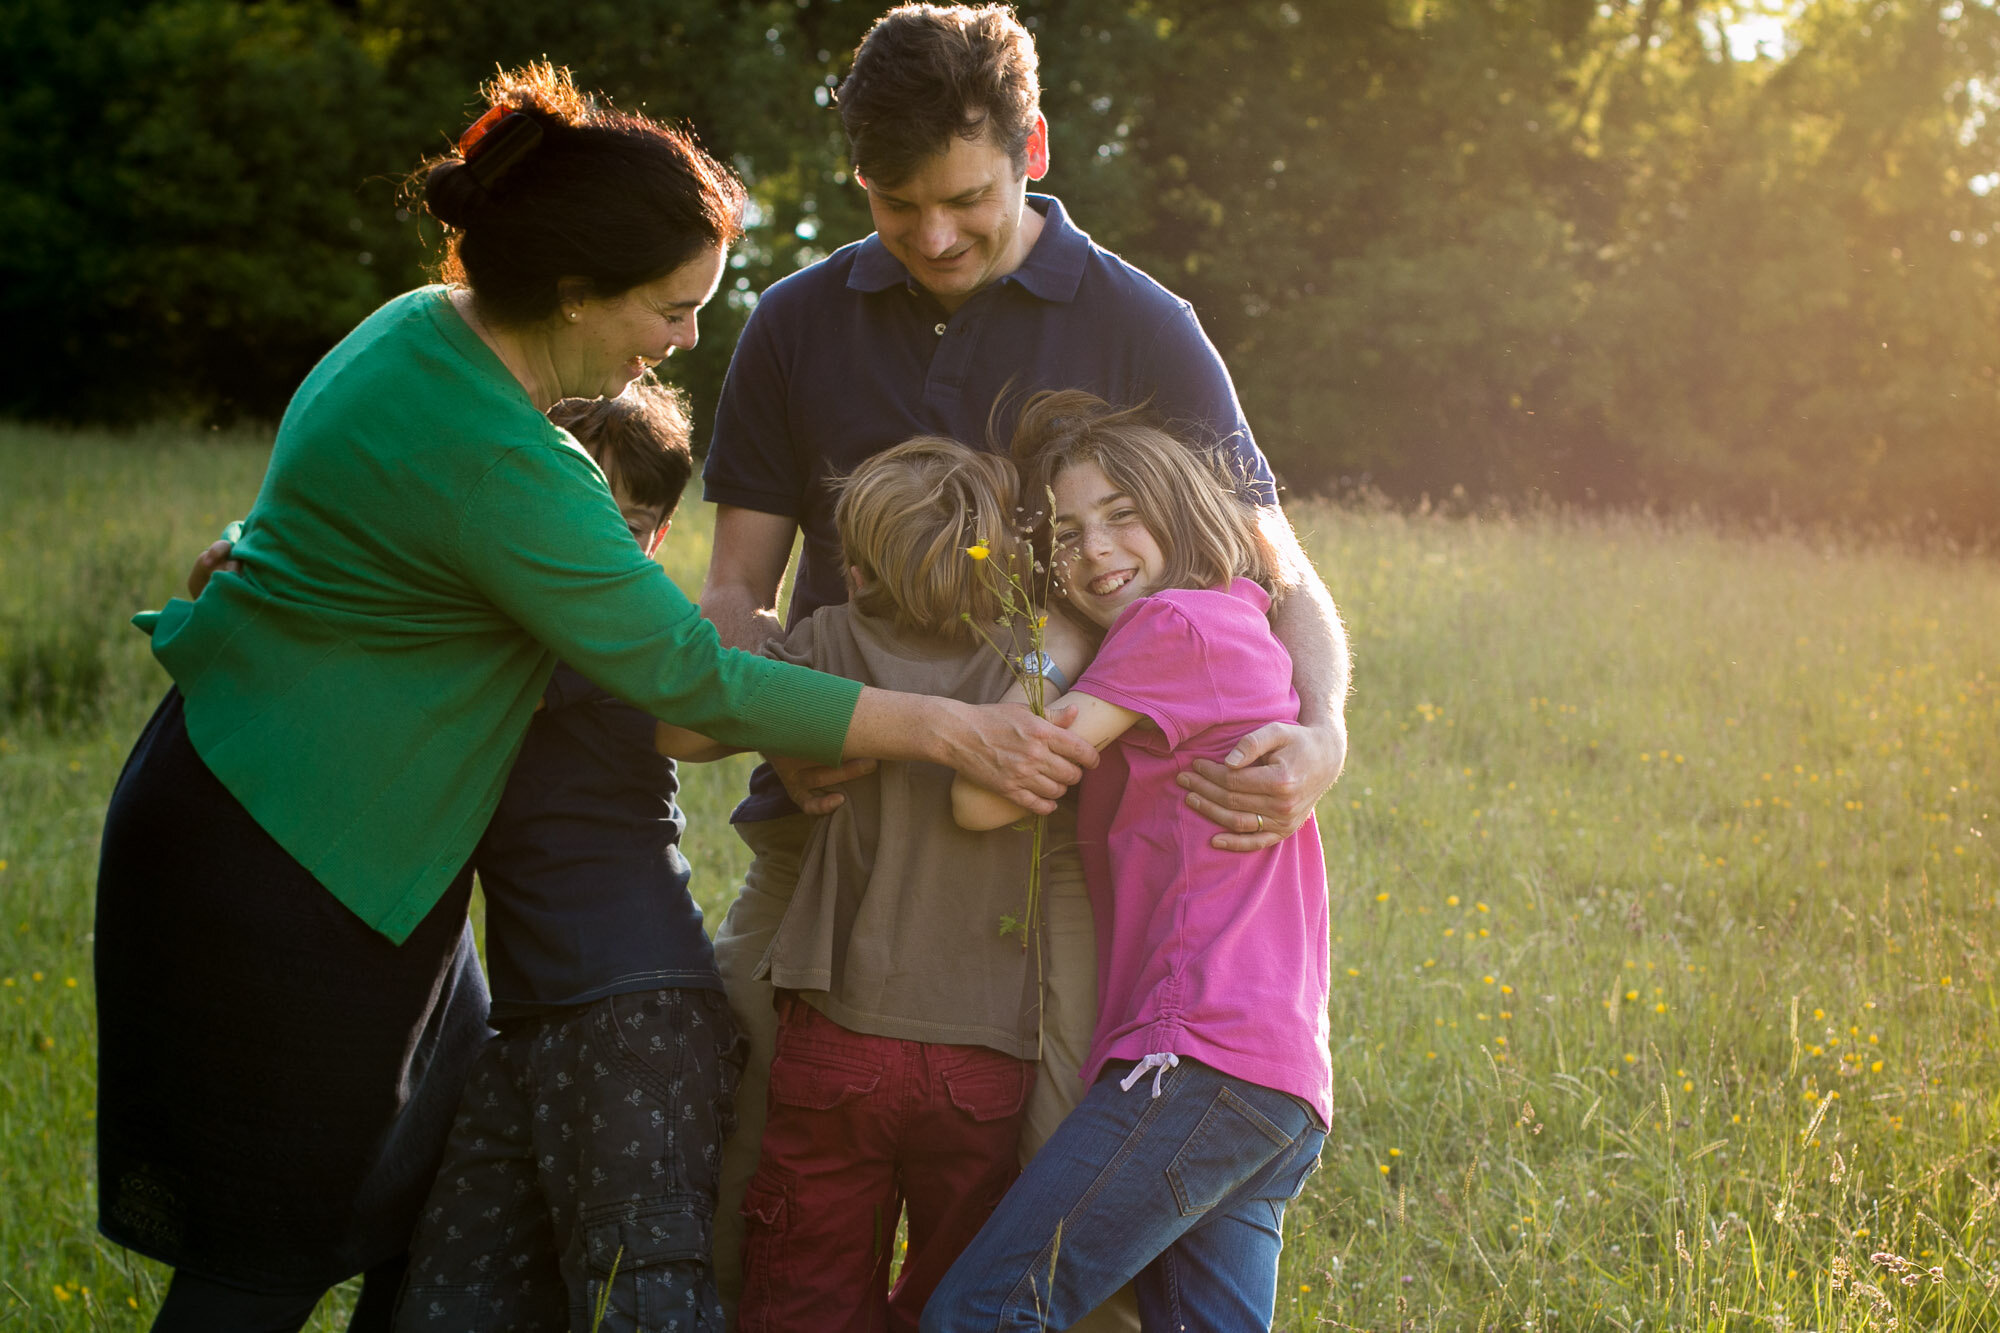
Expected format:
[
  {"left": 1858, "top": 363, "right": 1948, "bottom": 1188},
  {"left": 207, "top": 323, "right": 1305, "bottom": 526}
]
[{"left": 2, "top": 425, "right": 1995, "bottom": 1331}]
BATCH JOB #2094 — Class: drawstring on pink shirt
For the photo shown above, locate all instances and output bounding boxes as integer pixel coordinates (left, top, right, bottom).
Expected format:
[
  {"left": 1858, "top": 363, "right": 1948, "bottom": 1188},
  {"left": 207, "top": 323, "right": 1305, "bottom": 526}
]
[{"left": 1119, "top": 1053, "right": 1179, "bottom": 1098}]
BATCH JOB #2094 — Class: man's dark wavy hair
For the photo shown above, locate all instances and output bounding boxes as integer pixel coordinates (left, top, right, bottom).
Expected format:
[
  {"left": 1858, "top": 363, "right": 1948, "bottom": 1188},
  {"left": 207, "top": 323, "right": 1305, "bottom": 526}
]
[{"left": 835, "top": 4, "right": 1040, "bottom": 186}]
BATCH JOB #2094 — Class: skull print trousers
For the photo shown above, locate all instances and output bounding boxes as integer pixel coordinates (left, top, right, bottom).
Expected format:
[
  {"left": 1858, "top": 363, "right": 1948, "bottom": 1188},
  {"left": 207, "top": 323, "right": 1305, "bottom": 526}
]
[{"left": 392, "top": 987, "right": 747, "bottom": 1333}]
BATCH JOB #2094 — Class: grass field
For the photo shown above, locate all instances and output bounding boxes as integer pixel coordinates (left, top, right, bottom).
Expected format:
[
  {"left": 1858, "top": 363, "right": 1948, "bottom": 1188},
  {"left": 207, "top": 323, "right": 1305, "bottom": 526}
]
[{"left": 2, "top": 423, "right": 1996, "bottom": 1331}]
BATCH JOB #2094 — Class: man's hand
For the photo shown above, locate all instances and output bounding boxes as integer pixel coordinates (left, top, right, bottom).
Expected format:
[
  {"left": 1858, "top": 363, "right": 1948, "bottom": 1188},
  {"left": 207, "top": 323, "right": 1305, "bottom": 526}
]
[
  {"left": 1177, "top": 718, "right": 1346, "bottom": 851},
  {"left": 768, "top": 753, "right": 878, "bottom": 815},
  {"left": 187, "top": 540, "right": 241, "bottom": 599},
  {"left": 700, "top": 507, "right": 797, "bottom": 652}
]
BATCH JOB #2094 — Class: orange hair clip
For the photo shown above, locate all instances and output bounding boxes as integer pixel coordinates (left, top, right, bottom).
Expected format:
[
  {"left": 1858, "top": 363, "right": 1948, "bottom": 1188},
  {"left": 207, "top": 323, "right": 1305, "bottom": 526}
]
[{"left": 457, "top": 105, "right": 510, "bottom": 157}]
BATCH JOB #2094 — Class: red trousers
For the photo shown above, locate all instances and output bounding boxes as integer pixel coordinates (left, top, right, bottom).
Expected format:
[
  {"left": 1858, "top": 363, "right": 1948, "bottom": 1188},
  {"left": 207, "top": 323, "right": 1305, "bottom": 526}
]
[{"left": 738, "top": 994, "right": 1035, "bottom": 1333}]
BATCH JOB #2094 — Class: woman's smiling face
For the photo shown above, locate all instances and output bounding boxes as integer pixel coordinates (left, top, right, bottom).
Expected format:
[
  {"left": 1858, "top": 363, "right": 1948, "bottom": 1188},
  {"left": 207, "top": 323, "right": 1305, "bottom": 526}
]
[
  {"left": 560, "top": 245, "right": 726, "bottom": 400},
  {"left": 1051, "top": 459, "right": 1166, "bottom": 629}
]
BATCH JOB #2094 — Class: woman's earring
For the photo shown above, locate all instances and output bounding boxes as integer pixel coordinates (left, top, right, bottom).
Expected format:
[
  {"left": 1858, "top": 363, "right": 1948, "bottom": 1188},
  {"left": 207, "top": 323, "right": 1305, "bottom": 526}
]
[{"left": 566, "top": 309, "right": 580, "bottom": 322}]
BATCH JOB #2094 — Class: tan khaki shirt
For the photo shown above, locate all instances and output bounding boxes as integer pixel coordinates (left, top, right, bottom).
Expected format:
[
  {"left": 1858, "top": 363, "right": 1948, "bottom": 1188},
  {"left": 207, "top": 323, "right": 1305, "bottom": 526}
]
[{"left": 761, "top": 605, "right": 1078, "bottom": 1058}]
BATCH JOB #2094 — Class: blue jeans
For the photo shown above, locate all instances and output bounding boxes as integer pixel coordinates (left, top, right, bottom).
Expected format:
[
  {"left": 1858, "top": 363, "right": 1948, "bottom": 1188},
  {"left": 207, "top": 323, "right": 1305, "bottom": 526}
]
[{"left": 921, "top": 1058, "right": 1324, "bottom": 1332}]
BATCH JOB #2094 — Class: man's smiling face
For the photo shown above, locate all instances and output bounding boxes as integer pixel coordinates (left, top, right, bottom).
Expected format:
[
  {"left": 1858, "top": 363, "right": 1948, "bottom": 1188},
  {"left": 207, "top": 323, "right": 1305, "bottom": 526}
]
[{"left": 861, "top": 116, "right": 1048, "bottom": 312}]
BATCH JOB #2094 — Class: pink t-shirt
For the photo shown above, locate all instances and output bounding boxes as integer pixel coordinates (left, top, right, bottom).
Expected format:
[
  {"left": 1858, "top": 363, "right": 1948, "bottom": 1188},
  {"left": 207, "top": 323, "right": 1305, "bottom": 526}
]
[{"left": 1071, "top": 578, "right": 1333, "bottom": 1126}]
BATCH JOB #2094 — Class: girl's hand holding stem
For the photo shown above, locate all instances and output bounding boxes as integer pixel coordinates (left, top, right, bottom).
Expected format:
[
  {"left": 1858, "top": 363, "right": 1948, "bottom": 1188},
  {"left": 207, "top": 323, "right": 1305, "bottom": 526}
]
[{"left": 950, "top": 604, "right": 1114, "bottom": 827}]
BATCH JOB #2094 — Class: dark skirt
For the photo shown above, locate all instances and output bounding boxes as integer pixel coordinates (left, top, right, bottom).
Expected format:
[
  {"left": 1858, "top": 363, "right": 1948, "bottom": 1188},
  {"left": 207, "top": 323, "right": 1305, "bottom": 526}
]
[{"left": 94, "top": 689, "right": 490, "bottom": 1291}]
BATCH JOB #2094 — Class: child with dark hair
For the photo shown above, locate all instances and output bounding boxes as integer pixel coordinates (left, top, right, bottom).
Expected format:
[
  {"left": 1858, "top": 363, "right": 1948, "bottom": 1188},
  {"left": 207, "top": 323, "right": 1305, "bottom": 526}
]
[{"left": 392, "top": 382, "right": 742, "bottom": 1333}]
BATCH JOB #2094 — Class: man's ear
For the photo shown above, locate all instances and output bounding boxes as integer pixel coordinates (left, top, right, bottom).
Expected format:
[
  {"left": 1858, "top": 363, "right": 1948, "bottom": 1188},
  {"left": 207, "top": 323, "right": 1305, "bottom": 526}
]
[{"left": 1024, "top": 112, "right": 1050, "bottom": 182}]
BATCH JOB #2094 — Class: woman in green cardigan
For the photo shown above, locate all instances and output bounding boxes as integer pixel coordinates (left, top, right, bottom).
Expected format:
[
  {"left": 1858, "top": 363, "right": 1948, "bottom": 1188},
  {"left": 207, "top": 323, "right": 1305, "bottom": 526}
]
[{"left": 94, "top": 65, "right": 1093, "bottom": 1333}]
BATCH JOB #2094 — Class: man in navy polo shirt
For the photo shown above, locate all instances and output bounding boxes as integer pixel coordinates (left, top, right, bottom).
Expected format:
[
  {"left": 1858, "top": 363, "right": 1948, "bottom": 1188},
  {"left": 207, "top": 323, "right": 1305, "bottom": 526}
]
[{"left": 698, "top": 4, "right": 1350, "bottom": 1321}]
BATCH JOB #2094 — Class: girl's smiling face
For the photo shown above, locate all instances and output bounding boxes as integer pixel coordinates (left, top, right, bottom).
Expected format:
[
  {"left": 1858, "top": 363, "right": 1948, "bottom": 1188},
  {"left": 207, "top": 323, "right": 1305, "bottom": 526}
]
[{"left": 1051, "top": 460, "right": 1166, "bottom": 629}]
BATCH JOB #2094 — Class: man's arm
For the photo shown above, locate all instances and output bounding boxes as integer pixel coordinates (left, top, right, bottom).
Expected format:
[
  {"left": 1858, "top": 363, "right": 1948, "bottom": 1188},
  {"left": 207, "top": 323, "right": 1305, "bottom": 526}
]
[
  {"left": 699, "top": 506, "right": 797, "bottom": 652},
  {"left": 1177, "top": 504, "right": 1350, "bottom": 850},
  {"left": 1139, "top": 304, "right": 1347, "bottom": 846},
  {"left": 700, "top": 504, "right": 876, "bottom": 811}
]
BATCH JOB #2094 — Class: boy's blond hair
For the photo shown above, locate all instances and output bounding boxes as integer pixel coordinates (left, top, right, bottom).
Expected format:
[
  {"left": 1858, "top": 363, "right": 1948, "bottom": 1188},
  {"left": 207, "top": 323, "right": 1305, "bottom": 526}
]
[{"left": 834, "top": 437, "right": 1022, "bottom": 641}]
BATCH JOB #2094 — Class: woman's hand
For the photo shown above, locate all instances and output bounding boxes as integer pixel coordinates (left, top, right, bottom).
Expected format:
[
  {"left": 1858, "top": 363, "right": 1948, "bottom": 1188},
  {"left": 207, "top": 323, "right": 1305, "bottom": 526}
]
[
  {"left": 952, "top": 689, "right": 1136, "bottom": 830},
  {"left": 843, "top": 691, "right": 1095, "bottom": 814},
  {"left": 938, "top": 700, "right": 1095, "bottom": 814}
]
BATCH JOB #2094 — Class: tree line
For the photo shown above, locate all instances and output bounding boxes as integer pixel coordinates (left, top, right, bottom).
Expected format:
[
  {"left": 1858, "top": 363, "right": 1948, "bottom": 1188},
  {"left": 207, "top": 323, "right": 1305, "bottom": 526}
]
[{"left": 5, "top": 0, "right": 1997, "bottom": 535}]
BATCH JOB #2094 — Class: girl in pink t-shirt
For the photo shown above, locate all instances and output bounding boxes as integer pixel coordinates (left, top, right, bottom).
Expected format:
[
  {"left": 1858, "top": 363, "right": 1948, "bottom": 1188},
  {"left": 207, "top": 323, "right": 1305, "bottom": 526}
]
[{"left": 937, "top": 391, "right": 1331, "bottom": 1332}]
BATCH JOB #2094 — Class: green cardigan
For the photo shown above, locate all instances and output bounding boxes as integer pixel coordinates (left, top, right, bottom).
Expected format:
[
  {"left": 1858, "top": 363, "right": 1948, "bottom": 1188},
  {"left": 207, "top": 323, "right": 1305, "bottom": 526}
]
[{"left": 137, "top": 287, "right": 862, "bottom": 943}]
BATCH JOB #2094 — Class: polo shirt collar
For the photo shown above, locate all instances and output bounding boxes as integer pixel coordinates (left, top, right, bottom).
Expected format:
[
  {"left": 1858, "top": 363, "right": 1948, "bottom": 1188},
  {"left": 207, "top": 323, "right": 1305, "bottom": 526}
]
[{"left": 846, "top": 194, "right": 1088, "bottom": 304}]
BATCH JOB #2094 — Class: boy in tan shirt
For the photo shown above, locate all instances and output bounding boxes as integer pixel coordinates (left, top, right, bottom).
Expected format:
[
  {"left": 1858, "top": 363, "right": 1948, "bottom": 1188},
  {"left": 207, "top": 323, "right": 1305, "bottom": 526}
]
[{"left": 735, "top": 438, "right": 1076, "bottom": 1332}]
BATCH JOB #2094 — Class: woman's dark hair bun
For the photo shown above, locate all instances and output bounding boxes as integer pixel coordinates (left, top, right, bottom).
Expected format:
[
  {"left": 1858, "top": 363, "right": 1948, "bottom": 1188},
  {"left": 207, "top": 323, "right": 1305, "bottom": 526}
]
[
  {"left": 416, "top": 61, "right": 747, "bottom": 327},
  {"left": 424, "top": 110, "right": 548, "bottom": 228},
  {"left": 424, "top": 159, "right": 486, "bottom": 229}
]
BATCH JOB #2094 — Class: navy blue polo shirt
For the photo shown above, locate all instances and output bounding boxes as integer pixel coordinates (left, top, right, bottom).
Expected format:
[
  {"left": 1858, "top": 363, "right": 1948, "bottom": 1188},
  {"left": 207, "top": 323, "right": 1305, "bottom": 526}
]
[
  {"left": 474, "top": 662, "right": 719, "bottom": 1023},
  {"left": 704, "top": 195, "right": 1276, "bottom": 825}
]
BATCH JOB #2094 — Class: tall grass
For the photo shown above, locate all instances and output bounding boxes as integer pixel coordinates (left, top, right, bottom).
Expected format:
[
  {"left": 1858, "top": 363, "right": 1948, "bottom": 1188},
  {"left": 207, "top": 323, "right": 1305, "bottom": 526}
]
[
  {"left": 2, "top": 425, "right": 1995, "bottom": 1330},
  {"left": 1285, "top": 501, "right": 1999, "bottom": 1331}
]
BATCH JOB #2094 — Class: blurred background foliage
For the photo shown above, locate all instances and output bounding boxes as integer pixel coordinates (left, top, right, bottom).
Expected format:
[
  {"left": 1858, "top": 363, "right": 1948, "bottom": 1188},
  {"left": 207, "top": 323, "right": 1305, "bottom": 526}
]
[{"left": 3, "top": 0, "right": 1997, "bottom": 534}]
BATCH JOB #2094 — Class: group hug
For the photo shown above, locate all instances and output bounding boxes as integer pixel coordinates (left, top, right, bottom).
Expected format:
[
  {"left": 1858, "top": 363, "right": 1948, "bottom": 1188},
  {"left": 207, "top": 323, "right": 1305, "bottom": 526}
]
[{"left": 92, "top": 6, "right": 1352, "bottom": 1331}]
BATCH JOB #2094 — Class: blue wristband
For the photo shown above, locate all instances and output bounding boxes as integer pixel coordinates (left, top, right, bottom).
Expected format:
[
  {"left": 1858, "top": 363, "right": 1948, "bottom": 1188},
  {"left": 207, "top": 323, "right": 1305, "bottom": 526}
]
[{"left": 1019, "top": 650, "right": 1071, "bottom": 693}]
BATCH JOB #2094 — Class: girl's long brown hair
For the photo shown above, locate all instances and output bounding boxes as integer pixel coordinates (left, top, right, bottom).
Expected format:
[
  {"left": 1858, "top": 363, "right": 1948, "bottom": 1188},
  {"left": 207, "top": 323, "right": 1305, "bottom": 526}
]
[{"left": 1009, "top": 389, "right": 1281, "bottom": 598}]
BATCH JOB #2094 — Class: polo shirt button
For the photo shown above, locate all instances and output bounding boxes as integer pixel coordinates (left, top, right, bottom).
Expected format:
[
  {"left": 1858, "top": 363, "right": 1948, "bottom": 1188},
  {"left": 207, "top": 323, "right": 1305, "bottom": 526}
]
[{"left": 934, "top": 322, "right": 947, "bottom": 335}]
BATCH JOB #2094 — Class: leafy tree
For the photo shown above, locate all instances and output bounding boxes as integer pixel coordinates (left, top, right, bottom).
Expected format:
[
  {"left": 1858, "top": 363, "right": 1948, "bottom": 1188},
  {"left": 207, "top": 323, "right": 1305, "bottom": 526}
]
[
  {"left": 358, "top": 0, "right": 863, "bottom": 426},
  {"left": 1, "top": 0, "right": 416, "bottom": 420},
  {"left": 5, "top": 0, "right": 1997, "bottom": 534},
  {"left": 1575, "top": 0, "right": 2000, "bottom": 532}
]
